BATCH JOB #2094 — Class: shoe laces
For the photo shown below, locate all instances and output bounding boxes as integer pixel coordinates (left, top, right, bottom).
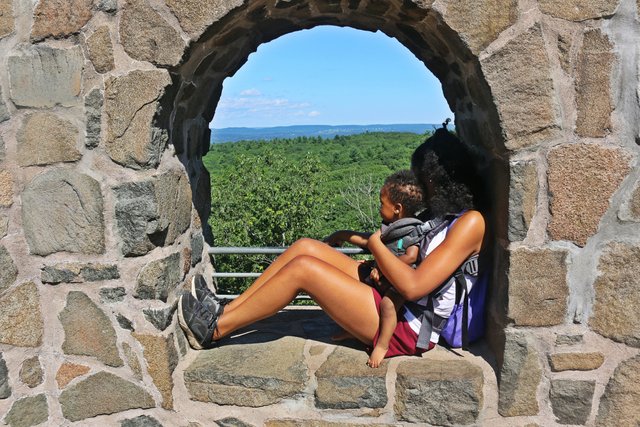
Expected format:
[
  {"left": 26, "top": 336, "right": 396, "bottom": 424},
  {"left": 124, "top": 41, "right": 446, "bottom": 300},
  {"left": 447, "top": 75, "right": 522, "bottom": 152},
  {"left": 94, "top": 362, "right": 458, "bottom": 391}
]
[{"left": 194, "top": 299, "right": 217, "bottom": 328}]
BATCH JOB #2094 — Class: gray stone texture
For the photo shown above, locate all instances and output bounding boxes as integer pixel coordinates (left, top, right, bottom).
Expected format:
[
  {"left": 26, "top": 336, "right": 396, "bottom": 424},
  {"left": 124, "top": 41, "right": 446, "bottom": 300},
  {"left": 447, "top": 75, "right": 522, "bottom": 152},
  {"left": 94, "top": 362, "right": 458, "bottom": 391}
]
[
  {"left": 215, "top": 418, "right": 255, "bottom": 427},
  {"left": 19, "top": 356, "right": 43, "bottom": 388},
  {"left": 104, "top": 69, "right": 171, "bottom": 169},
  {"left": 548, "top": 352, "right": 604, "bottom": 372},
  {"left": 0, "top": 245, "right": 18, "bottom": 292},
  {"left": 539, "top": 0, "right": 619, "bottom": 21},
  {"left": 59, "top": 371, "right": 155, "bottom": 421},
  {"left": 17, "top": 112, "right": 81, "bottom": 166},
  {"left": 143, "top": 305, "right": 175, "bottom": 331},
  {"left": 0, "top": 170, "right": 13, "bottom": 207},
  {"left": 481, "top": 25, "right": 559, "bottom": 150},
  {"left": 184, "top": 335, "right": 307, "bottom": 407},
  {"left": 443, "top": 0, "right": 517, "bottom": 54},
  {"left": 0, "top": 0, "right": 13, "bottom": 38},
  {"left": 134, "top": 252, "right": 181, "bottom": 302},
  {"left": 550, "top": 380, "right": 595, "bottom": 425},
  {"left": 41, "top": 262, "right": 119, "bottom": 284},
  {"left": 0, "top": 86, "right": 9, "bottom": 122},
  {"left": 165, "top": 0, "right": 246, "bottom": 36},
  {"left": 119, "top": 0, "right": 185, "bottom": 66},
  {"left": 556, "top": 334, "right": 583, "bottom": 346},
  {"left": 59, "top": 291, "right": 123, "bottom": 367},
  {"left": 85, "top": 88, "right": 103, "bottom": 149},
  {"left": 86, "top": 26, "right": 115, "bottom": 73},
  {"left": 395, "top": 358, "right": 483, "bottom": 425},
  {"left": 155, "top": 169, "right": 193, "bottom": 244},
  {"left": 100, "top": 287, "right": 126, "bottom": 303},
  {"left": 0, "top": 282, "right": 43, "bottom": 348},
  {"left": 315, "top": 346, "right": 386, "bottom": 409},
  {"left": 629, "top": 182, "right": 640, "bottom": 219},
  {"left": 96, "top": 0, "right": 117, "bottom": 13},
  {"left": 576, "top": 29, "right": 614, "bottom": 137},
  {"left": 0, "top": 352, "right": 10, "bottom": 398},
  {"left": 498, "top": 330, "right": 542, "bottom": 417},
  {"left": 4, "top": 393, "right": 48, "bottom": 427},
  {"left": 548, "top": 144, "right": 629, "bottom": 246},
  {"left": 557, "top": 32, "right": 572, "bottom": 75},
  {"left": 22, "top": 169, "right": 105, "bottom": 255},
  {"left": 0, "top": 214, "right": 8, "bottom": 239},
  {"left": 508, "top": 247, "right": 568, "bottom": 326},
  {"left": 133, "top": 333, "right": 179, "bottom": 409},
  {"left": 55, "top": 362, "right": 90, "bottom": 388},
  {"left": 117, "top": 313, "right": 135, "bottom": 331},
  {"left": 8, "top": 45, "right": 83, "bottom": 108},
  {"left": 191, "top": 232, "right": 204, "bottom": 266},
  {"left": 596, "top": 355, "right": 640, "bottom": 426},
  {"left": 0, "top": 135, "right": 5, "bottom": 161},
  {"left": 114, "top": 180, "right": 159, "bottom": 255},
  {"left": 121, "top": 415, "right": 164, "bottom": 427},
  {"left": 123, "top": 342, "right": 143, "bottom": 380},
  {"left": 509, "top": 160, "right": 537, "bottom": 242},
  {"left": 590, "top": 242, "right": 640, "bottom": 347},
  {"left": 31, "top": 0, "right": 93, "bottom": 40}
]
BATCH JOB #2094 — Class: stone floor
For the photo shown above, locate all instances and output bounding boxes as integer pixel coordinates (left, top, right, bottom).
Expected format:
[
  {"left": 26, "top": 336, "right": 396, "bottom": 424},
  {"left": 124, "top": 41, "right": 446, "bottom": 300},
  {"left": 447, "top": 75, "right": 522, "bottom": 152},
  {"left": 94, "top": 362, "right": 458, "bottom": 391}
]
[{"left": 161, "top": 307, "right": 506, "bottom": 427}]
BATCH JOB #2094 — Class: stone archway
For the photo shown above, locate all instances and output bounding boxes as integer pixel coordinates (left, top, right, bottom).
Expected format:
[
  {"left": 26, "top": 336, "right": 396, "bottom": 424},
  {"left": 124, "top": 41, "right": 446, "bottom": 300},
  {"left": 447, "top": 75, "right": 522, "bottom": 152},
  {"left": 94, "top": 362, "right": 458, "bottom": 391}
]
[
  {"left": 0, "top": 0, "right": 638, "bottom": 425},
  {"left": 162, "top": 0, "right": 517, "bottom": 356}
]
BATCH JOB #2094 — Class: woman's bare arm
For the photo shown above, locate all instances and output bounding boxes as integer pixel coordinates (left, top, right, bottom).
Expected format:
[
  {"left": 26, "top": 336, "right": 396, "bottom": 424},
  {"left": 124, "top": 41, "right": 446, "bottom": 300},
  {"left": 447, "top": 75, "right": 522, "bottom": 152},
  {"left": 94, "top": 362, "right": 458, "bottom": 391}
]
[{"left": 367, "top": 211, "right": 485, "bottom": 301}]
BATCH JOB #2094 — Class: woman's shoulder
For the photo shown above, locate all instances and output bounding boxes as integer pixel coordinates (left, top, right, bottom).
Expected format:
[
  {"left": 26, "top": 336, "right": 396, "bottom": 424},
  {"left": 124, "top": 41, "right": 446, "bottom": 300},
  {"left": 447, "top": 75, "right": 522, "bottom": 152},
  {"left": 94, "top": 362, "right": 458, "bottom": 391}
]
[
  {"left": 445, "top": 210, "right": 485, "bottom": 252},
  {"left": 456, "top": 210, "right": 485, "bottom": 227}
]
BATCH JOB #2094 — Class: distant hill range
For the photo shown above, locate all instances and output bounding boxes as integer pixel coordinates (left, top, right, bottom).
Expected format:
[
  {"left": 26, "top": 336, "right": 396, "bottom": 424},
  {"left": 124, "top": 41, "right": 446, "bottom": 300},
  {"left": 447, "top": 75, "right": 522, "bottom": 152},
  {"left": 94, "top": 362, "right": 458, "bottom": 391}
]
[{"left": 210, "top": 123, "right": 447, "bottom": 143}]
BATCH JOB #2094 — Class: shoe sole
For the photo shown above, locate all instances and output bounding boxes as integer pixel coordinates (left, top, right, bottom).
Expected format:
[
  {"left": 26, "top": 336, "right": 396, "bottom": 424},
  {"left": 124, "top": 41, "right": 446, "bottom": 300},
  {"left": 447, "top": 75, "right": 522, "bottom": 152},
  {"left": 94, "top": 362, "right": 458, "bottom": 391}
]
[
  {"left": 177, "top": 294, "right": 204, "bottom": 350},
  {"left": 190, "top": 275, "right": 199, "bottom": 299}
]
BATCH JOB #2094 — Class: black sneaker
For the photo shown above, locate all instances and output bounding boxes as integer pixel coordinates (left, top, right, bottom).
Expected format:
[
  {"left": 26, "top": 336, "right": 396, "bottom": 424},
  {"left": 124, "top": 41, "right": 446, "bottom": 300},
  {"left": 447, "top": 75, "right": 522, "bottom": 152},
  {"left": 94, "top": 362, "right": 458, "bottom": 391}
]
[
  {"left": 178, "top": 292, "right": 223, "bottom": 350},
  {"left": 190, "top": 274, "right": 222, "bottom": 314}
]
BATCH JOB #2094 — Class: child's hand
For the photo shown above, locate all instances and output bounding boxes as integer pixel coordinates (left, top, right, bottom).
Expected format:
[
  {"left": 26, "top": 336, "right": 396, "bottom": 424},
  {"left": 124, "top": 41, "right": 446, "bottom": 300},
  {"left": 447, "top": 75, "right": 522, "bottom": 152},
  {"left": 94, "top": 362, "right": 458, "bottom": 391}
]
[
  {"left": 369, "top": 267, "right": 381, "bottom": 285},
  {"left": 323, "top": 231, "right": 345, "bottom": 247}
]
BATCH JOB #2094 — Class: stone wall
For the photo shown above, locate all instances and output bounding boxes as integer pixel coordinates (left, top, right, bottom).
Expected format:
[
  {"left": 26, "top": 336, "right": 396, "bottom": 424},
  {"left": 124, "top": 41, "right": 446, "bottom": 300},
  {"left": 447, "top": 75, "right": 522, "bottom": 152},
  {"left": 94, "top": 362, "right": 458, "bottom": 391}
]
[{"left": 0, "top": 0, "right": 638, "bottom": 425}]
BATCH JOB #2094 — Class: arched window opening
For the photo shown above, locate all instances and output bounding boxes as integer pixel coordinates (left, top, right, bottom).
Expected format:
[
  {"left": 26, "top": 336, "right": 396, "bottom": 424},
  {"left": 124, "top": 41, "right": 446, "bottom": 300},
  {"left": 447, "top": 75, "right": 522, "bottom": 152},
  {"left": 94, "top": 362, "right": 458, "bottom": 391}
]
[{"left": 203, "top": 26, "right": 454, "bottom": 296}]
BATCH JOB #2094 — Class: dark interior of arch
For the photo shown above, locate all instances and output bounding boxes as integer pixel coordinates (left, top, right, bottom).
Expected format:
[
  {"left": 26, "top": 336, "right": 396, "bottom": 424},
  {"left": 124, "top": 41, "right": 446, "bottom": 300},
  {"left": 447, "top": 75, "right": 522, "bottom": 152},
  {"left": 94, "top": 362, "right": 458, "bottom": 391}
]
[{"left": 160, "top": 0, "right": 510, "bottom": 359}]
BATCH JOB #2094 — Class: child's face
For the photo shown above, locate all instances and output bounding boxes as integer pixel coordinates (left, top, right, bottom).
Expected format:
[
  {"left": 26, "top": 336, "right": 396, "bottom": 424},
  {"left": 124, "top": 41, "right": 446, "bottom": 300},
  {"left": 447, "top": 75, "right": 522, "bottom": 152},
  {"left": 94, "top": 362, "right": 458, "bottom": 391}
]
[{"left": 379, "top": 187, "right": 398, "bottom": 224}]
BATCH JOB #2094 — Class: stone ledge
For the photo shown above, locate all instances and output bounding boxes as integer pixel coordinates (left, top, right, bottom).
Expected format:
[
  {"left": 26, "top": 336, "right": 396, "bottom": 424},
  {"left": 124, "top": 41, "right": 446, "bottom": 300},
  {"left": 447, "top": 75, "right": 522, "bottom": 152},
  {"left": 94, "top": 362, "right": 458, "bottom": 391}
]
[{"left": 182, "top": 309, "right": 488, "bottom": 425}]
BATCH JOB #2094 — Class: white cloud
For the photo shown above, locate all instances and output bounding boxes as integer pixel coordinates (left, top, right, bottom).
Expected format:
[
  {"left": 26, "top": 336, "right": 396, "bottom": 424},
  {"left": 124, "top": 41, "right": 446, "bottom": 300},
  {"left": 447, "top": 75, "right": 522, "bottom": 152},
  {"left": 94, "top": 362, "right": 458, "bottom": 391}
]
[
  {"left": 214, "top": 94, "right": 319, "bottom": 126},
  {"left": 240, "top": 88, "right": 261, "bottom": 96}
]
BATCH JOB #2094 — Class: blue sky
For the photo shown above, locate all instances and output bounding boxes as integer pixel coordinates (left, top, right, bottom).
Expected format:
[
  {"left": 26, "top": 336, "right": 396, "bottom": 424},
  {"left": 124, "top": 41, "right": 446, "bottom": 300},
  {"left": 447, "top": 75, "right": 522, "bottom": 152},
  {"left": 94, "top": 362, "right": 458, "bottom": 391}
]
[{"left": 210, "top": 26, "right": 453, "bottom": 129}]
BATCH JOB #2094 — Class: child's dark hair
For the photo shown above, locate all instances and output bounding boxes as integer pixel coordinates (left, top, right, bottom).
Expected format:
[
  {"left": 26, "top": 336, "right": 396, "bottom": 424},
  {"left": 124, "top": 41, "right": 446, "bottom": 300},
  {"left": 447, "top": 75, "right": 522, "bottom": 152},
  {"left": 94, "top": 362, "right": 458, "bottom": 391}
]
[
  {"left": 382, "top": 170, "right": 425, "bottom": 217},
  {"left": 411, "top": 127, "right": 482, "bottom": 217}
]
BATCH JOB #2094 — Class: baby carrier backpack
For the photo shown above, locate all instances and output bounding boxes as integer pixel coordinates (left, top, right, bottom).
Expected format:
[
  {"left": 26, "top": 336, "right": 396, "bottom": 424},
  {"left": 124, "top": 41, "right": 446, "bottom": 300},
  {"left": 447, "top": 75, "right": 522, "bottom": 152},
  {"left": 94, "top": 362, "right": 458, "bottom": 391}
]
[{"left": 384, "top": 213, "right": 488, "bottom": 350}]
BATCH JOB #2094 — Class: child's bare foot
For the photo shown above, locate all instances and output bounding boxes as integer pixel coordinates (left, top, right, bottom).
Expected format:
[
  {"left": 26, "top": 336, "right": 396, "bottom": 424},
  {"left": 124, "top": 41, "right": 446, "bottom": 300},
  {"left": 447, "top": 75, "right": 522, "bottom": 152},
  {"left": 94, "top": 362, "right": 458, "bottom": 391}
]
[
  {"left": 331, "top": 330, "right": 354, "bottom": 341},
  {"left": 366, "top": 345, "right": 388, "bottom": 368}
]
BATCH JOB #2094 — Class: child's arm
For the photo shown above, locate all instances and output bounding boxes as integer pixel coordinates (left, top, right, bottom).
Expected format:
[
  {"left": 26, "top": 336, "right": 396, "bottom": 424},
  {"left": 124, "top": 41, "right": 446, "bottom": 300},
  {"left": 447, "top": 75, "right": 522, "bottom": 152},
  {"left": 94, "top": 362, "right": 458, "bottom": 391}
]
[
  {"left": 323, "top": 230, "right": 372, "bottom": 248},
  {"left": 396, "top": 245, "right": 419, "bottom": 266}
]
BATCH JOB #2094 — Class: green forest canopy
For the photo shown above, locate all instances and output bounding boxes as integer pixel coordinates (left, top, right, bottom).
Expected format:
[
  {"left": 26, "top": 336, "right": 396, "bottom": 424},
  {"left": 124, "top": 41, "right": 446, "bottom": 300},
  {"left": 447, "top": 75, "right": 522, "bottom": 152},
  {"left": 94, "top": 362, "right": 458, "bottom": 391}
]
[{"left": 203, "top": 131, "right": 431, "bottom": 294}]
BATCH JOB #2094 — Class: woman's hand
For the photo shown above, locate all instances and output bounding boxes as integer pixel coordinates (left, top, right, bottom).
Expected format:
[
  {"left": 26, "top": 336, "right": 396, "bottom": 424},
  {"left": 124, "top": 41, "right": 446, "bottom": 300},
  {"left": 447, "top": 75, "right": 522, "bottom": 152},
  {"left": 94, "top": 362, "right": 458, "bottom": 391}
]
[{"left": 366, "top": 229, "right": 382, "bottom": 251}]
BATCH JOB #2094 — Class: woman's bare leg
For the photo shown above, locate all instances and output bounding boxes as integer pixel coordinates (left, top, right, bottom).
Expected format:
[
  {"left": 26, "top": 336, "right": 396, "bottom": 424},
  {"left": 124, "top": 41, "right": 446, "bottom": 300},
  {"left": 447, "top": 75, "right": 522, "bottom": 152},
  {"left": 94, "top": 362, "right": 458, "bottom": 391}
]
[
  {"left": 223, "top": 238, "right": 361, "bottom": 311},
  {"left": 215, "top": 255, "right": 379, "bottom": 345}
]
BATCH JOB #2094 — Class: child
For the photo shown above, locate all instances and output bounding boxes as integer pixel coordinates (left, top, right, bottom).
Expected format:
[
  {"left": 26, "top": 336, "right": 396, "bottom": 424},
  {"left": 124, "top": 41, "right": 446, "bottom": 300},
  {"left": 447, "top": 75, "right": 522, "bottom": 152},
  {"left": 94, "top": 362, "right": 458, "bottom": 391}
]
[{"left": 325, "top": 170, "right": 425, "bottom": 367}]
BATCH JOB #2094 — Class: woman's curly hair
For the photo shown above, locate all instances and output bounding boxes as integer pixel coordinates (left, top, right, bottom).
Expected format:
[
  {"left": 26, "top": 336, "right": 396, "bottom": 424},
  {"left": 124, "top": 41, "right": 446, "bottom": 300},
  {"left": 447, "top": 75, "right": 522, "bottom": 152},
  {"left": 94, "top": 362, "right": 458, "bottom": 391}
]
[
  {"left": 382, "top": 170, "right": 424, "bottom": 217},
  {"left": 411, "top": 127, "right": 482, "bottom": 218}
]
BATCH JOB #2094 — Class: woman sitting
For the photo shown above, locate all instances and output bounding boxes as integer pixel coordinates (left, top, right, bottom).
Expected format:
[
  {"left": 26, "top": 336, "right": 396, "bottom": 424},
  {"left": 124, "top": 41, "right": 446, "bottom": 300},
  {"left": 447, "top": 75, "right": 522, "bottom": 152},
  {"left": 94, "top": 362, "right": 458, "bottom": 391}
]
[{"left": 178, "top": 131, "right": 485, "bottom": 360}]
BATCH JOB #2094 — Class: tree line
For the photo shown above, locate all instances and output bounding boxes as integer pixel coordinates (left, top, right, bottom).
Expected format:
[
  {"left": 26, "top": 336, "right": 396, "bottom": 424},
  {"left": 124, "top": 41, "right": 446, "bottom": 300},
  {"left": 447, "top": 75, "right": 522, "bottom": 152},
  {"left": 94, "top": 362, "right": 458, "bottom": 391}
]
[{"left": 204, "top": 131, "right": 432, "bottom": 294}]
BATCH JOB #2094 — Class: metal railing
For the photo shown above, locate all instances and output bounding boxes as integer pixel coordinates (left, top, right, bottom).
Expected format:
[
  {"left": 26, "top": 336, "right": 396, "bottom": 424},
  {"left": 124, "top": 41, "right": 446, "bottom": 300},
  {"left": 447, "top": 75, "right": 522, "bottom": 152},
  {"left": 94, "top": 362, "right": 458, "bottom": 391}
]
[{"left": 208, "top": 246, "right": 366, "bottom": 300}]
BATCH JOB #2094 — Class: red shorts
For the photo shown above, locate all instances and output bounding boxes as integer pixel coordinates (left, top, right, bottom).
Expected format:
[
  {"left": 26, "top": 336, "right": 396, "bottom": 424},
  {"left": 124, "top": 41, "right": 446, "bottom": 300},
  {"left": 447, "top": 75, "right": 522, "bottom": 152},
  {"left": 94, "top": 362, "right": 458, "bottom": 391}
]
[{"left": 371, "top": 288, "right": 435, "bottom": 357}]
